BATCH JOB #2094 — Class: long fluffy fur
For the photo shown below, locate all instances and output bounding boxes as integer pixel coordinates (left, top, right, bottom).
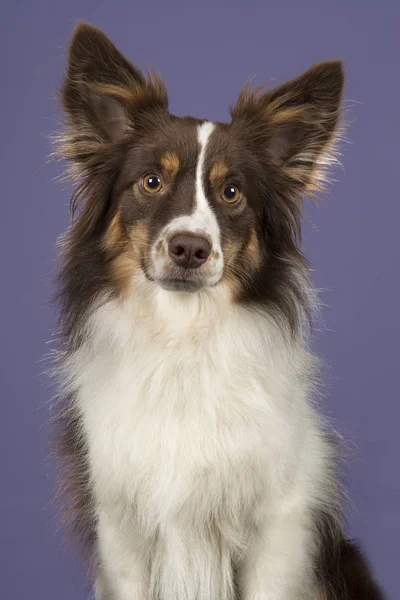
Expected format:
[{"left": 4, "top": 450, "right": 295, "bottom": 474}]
[{"left": 50, "top": 23, "right": 386, "bottom": 600}]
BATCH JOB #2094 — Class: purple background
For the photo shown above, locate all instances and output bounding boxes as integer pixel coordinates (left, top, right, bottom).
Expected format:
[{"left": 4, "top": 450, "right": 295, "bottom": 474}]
[{"left": 1, "top": 1, "right": 398, "bottom": 598}]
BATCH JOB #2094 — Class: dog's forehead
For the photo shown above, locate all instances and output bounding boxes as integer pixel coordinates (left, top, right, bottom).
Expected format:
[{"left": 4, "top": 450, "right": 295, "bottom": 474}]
[
  {"left": 139, "top": 115, "right": 239, "bottom": 174},
  {"left": 153, "top": 116, "right": 200, "bottom": 162}
]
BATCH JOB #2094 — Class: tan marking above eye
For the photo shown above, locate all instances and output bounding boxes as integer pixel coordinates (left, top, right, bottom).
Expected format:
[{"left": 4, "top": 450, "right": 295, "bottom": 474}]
[
  {"left": 142, "top": 174, "right": 163, "bottom": 193},
  {"left": 161, "top": 152, "right": 180, "bottom": 177},
  {"left": 221, "top": 184, "right": 241, "bottom": 204},
  {"left": 210, "top": 161, "right": 229, "bottom": 183}
]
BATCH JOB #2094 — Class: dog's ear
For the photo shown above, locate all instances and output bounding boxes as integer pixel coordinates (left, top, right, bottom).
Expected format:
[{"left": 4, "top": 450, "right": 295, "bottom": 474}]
[
  {"left": 61, "top": 23, "right": 168, "bottom": 153},
  {"left": 231, "top": 61, "right": 344, "bottom": 194}
]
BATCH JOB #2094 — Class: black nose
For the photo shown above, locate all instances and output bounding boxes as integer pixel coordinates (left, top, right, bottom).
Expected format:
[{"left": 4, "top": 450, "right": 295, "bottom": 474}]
[{"left": 168, "top": 233, "right": 211, "bottom": 269}]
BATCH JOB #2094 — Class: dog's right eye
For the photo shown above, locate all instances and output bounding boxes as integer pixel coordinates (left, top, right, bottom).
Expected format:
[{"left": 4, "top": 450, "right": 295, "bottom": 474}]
[
  {"left": 142, "top": 174, "right": 163, "bottom": 193},
  {"left": 222, "top": 184, "right": 241, "bottom": 204}
]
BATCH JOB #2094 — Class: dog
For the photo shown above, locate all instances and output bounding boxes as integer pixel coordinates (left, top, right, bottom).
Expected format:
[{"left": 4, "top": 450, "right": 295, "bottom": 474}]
[{"left": 52, "top": 22, "right": 386, "bottom": 600}]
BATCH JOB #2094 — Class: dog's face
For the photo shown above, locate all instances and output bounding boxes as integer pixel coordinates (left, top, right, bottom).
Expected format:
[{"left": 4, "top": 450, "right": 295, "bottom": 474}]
[
  {"left": 59, "top": 23, "right": 343, "bottom": 324},
  {"left": 110, "top": 116, "right": 270, "bottom": 295},
  {"left": 110, "top": 118, "right": 246, "bottom": 293}
]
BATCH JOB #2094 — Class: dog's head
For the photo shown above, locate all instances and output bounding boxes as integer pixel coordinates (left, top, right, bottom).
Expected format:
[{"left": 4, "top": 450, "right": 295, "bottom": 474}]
[{"left": 58, "top": 23, "right": 344, "bottom": 328}]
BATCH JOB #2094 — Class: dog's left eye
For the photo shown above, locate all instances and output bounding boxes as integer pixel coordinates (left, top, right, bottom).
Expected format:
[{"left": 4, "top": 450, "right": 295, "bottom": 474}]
[
  {"left": 142, "top": 174, "right": 163, "bottom": 193},
  {"left": 221, "top": 184, "right": 241, "bottom": 204}
]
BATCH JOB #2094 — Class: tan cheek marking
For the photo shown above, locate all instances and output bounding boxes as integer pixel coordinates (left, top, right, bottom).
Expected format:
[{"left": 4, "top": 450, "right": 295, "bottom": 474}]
[
  {"left": 110, "top": 252, "right": 136, "bottom": 297},
  {"left": 244, "top": 228, "right": 262, "bottom": 269},
  {"left": 108, "top": 220, "right": 150, "bottom": 297},
  {"left": 129, "top": 221, "right": 149, "bottom": 254},
  {"left": 221, "top": 239, "right": 243, "bottom": 302},
  {"left": 103, "top": 208, "right": 124, "bottom": 251},
  {"left": 223, "top": 239, "right": 242, "bottom": 267},
  {"left": 161, "top": 152, "right": 180, "bottom": 178},
  {"left": 210, "top": 161, "right": 229, "bottom": 184},
  {"left": 222, "top": 229, "right": 261, "bottom": 303}
]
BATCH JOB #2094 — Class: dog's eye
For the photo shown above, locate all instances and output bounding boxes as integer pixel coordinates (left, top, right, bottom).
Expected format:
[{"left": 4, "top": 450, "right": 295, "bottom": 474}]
[
  {"left": 142, "top": 174, "right": 162, "bottom": 193},
  {"left": 221, "top": 184, "right": 241, "bottom": 204}
]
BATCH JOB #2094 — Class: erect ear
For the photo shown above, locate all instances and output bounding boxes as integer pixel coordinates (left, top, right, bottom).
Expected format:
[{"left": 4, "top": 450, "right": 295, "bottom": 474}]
[
  {"left": 61, "top": 23, "right": 168, "bottom": 153},
  {"left": 231, "top": 61, "right": 345, "bottom": 193}
]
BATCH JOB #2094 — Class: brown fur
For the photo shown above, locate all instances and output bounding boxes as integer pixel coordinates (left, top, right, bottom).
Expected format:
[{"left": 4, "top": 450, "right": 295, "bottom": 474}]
[
  {"left": 103, "top": 208, "right": 124, "bottom": 250},
  {"left": 244, "top": 227, "right": 262, "bottom": 268},
  {"left": 230, "top": 61, "right": 344, "bottom": 195},
  {"left": 161, "top": 152, "right": 180, "bottom": 177},
  {"left": 106, "top": 218, "right": 150, "bottom": 296},
  {"left": 221, "top": 228, "right": 262, "bottom": 301},
  {"left": 50, "top": 21, "right": 385, "bottom": 600},
  {"left": 55, "top": 26, "right": 346, "bottom": 562},
  {"left": 210, "top": 161, "right": 229, "bottom": 183}
]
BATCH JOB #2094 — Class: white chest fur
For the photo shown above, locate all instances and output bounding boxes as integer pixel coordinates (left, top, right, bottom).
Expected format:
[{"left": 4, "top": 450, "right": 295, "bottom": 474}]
[{"left": 67, "top": 281, "right": 319, "bottom": 556}]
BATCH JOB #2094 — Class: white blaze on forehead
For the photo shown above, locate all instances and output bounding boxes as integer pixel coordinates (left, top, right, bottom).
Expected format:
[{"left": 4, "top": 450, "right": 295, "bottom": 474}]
[
  {"left": 150, "top": 121, "right": 224, "bottom": 286},
  {"left": 196, "top": 122, "right": 216, "bottom": 214},
  {"left": 161, "top": 122, "right": 221, "bottom": 244},
  {"left": 194, "top": 122, "right": 221, "bottom": 243}
]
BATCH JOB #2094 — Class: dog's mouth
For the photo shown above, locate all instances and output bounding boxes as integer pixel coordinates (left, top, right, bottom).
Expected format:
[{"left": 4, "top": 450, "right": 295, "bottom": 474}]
[
  {"left": 141, "top": 263, "right": 206, "bottom": 293},
  {"left": 142, "top": 257, "right": 222, "bottom": 294},
  {"left": 157, "top": 278, "right": 204, "bottom": 293}
]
